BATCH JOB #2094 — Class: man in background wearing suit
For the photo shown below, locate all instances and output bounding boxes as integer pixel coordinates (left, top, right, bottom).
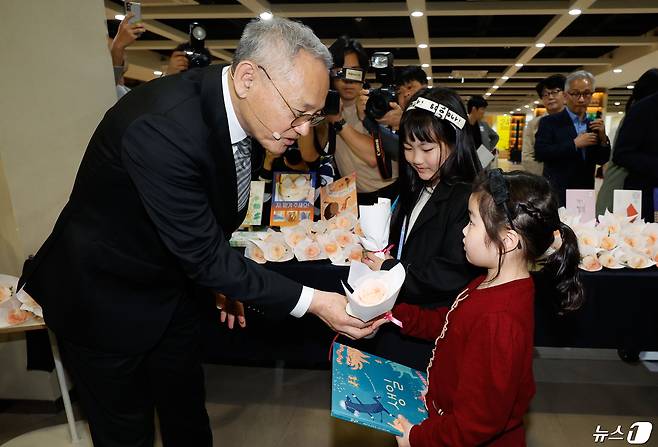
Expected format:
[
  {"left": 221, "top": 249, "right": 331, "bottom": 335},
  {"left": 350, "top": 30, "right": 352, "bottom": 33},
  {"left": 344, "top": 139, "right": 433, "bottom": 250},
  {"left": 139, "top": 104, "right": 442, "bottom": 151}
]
[
  {"left": 19, "top": 18, "right": 381, "bottom": 447},
  {"left": 535, "top": 70, "right": 610, "bottom": 205}
]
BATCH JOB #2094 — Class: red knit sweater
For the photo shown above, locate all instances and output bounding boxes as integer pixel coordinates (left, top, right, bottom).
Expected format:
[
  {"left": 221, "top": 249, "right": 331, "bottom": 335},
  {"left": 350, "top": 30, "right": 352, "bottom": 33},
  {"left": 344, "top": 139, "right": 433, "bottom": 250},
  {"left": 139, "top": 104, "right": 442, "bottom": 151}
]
[{"left": 393, "top": 276, "right": 536, "bottom": 447}]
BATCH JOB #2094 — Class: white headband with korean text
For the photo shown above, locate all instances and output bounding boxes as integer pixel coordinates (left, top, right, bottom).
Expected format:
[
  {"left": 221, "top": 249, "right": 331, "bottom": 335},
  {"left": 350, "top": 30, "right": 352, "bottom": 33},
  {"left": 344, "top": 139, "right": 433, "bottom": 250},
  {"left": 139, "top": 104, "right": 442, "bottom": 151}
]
[{"left": 407, "top": 97, "right": 466, "bottom": 130}]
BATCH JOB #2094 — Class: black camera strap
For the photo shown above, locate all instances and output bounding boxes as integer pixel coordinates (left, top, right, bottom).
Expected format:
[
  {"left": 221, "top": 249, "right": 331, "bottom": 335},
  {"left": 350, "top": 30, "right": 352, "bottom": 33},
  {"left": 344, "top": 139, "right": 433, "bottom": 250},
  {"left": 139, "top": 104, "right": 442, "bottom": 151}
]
[{"left": 372, "top": 125, "right": 393, "bottom": 179}]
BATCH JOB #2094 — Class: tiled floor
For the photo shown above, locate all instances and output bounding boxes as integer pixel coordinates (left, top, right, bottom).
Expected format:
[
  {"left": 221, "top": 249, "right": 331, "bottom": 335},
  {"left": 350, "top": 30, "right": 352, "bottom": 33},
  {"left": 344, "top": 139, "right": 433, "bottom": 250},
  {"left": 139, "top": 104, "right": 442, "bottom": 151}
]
[{"left": 1, "top": 349, "right": 657, "bottom": 446}]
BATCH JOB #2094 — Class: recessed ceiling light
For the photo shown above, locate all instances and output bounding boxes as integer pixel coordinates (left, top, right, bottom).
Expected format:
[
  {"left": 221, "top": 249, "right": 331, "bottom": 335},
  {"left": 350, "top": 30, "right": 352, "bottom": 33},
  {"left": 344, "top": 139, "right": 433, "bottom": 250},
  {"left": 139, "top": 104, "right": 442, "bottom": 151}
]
[
  {"left": 515, "top": 63, "right": 524, "bottom": 68},
  {"left": 535, "top": 43, "right": 546, "bottom": 48},
  {"left": 153, "top": 70, "right": 163, "bottom": 76},
  {"left": 115, "top": 14, "right": 125, "bottom": 21},
  {"left": 259, "top": 11, "right": 273, "bottom": 20},
  {"left": 627, "top": 85, "right": 635, "bottom": 89},
  {"left": 448, "top": 75, "right": 453, "bottom": 79},
  {"left": 614, "top": 101, "right": 621, "bottom": 106},
  {"left": 534, "top": 100, "right": 540, "bottom": 105},
  {"left": 613, "top": 68, "right": 623, "bottom": 73},
  {"left": 410, "top": 10, "right": 424, "bottom": 17},
  {"left": 504, "top": 113, "right": 508, "bottom": 116},
  {"left": 485, "top": 92, "right": 491, "bottom": 96},
  {"left": 492, "top": 85, "right": 499, "bottom": 89},
  {"left": 418, "top": 43, "right": 428, "bottom": 49},
  {"left": 421, "top": 63, "right": 430, "bottom": 68},
  {"left": 618, "top": 111, "right": 623, "bottom": 115},
  {"left": 516, "top": 108, "right": 522, "bottom": 111},
  {"left": 426, "top": 76, "right": 432, "bottom": 80},
  {"left": 509, "top": 110, "right": 514, "bottom": 114},
  {"left": 502, "top": 76, "right": 509, "bottom": 80},
  {"left": 524, "top": 105, "right": 530, "bottom": 109},
  {"left": 569, "top": 8, "right": 582, "bottom": 16}
]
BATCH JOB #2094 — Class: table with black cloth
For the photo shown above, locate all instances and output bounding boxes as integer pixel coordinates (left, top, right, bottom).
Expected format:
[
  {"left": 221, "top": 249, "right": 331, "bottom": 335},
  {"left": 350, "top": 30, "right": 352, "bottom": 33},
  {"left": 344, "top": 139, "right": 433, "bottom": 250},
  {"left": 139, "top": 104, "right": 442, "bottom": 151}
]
[{"left": 200, "top": 257, "right": 658, "bottom": 368}]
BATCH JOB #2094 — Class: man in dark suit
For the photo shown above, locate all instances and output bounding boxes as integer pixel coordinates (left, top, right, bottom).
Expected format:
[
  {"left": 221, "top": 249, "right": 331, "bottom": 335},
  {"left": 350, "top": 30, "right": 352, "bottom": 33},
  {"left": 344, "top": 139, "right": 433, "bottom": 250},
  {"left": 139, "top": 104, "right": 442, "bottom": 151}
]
[
  {"left": 18, "top": 18, "right": 380, "bottom": 447},
  {"left": 535, "top": 70, "right": 610, "bottom": 206}
]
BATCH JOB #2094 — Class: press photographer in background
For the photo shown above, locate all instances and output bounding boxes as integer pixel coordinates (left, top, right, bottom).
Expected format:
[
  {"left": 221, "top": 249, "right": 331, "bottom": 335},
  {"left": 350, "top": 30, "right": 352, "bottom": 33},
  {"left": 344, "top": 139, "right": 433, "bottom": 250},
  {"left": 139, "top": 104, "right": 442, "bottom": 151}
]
[
  {"left": 369, "top": 65, "right": 428, "bottom": 132},
  {"left": 324, "top": 36, "right": 399, "bottom": 205},
  {"left": 166, "top": 22, "right": 213, "bottom": 75}
]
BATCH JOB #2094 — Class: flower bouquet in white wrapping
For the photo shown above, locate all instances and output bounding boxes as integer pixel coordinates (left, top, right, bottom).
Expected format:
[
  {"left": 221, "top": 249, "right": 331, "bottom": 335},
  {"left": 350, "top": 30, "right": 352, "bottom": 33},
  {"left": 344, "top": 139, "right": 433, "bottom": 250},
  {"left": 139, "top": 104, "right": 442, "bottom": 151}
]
[
  {"left": 340, "top": 260, "right": 405, "bottom": 322},
  {"left": 358, "top": 198, "right": 392, "bottom": 259}
]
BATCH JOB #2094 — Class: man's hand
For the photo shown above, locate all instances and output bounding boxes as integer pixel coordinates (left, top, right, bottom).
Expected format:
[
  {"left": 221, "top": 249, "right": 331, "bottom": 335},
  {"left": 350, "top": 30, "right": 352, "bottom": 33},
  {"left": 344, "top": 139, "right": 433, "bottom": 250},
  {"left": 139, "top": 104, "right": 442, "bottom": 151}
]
[
  {"left": 215, "top": 293, "right": 246, "bottom": 329},
  {"left": 392, "top": 415, "right": 414, "bottom": 447},
  {"left": 110, "top": 13, "right": 145, "bottom": 66},
  {"left": 356, "top": 89, "right": 369, "bottom": 121},
  {"left": 307, "top": 290, "right": 386, "bottom": 339},
  {"left": 376, "top": 103, "right": 403, "bottom": 130},
  {"left": 574, "top": 132, "right": 599, "bottom": 149},
  {"left": 588, "top": 118, "right": 607, "bottom": 142},
  {"left": 166, "top": 51, "right": 189, "bottom": 75}
]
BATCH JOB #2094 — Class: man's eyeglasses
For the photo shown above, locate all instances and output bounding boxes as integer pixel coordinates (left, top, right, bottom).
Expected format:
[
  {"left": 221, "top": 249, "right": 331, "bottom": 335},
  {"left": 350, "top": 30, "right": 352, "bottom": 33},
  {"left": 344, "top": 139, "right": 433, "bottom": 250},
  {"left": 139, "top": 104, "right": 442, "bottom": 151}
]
[
  {"left": 258, "top": 65, "right": 326, "bottom": 129},
  {"left": 566, "top": 90, "right": 593, "bottom": 99},
  {"left": 541, "top": 89, "right": 562, "bottom": 99}
]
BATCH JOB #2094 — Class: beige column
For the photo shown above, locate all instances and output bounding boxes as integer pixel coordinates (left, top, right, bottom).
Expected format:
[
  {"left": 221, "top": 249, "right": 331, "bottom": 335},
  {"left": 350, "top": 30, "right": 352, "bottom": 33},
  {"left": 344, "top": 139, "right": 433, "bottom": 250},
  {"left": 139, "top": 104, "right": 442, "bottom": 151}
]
[{"left": 0, "top": 0, "right": 116, "bottom": 400}]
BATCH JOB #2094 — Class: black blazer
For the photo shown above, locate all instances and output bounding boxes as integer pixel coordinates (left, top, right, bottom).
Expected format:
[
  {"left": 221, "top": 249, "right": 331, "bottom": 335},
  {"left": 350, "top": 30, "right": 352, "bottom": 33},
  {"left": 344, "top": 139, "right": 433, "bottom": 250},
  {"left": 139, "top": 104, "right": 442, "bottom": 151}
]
[
  {"left": 19, "top": 65, "right": 302, "bottom": 354},
  {"left": 613, "top": 92, "right": 658, "bottom": 221},
  {"left": 535, "top": 108, "right": 610, "bottom": 206},
  {"left": 382, "top": 181, "right": 480, "bottom": 308}
]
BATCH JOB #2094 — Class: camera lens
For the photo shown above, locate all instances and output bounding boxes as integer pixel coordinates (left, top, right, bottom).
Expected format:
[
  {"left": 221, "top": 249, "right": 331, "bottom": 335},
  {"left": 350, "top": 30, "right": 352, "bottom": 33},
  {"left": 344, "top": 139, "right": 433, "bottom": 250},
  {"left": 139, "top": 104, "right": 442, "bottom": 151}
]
[{"left": 191, "top": 25, "right": 206, "bottom": 41}]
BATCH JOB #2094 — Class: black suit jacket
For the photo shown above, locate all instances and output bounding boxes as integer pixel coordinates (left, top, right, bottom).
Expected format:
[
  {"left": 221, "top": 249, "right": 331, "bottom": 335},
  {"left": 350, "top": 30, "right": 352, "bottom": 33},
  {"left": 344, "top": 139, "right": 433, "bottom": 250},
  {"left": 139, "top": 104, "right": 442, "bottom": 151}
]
[
  {"left": 613, "top": 92, "right": 658, "bottom": 221},
  {"left": 382, "top": 181, "right": 480, "bottom": 308},
  {"left": 535, "top": 108, "right": 610, "bottom": 205},
  {"left": 19, "top": 65, "right": 302, "bottom": 354}
]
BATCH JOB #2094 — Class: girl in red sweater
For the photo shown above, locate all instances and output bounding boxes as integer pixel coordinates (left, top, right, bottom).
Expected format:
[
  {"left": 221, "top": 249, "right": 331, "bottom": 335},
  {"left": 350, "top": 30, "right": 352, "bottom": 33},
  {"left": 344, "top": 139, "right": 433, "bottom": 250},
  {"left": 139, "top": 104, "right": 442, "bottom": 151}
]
[{"left": 388, "top": 169, "right": 584, "bottom": 446}]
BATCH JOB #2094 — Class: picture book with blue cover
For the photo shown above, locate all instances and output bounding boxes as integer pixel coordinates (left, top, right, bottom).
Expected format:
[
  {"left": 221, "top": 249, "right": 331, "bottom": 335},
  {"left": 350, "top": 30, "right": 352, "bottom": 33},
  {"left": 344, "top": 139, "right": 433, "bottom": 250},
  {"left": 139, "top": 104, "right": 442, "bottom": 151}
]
[{"left": 331, "top": 342, "right": 428, "bottom": 435}]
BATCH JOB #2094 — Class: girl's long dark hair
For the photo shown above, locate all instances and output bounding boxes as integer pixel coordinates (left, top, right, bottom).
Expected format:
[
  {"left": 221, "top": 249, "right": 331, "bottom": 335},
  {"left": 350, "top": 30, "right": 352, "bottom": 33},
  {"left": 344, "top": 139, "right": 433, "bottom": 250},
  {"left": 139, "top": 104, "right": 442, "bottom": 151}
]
[
  {"left": 473, "top": 170, "right": 584, "bottom": 312},
  {"left": 394, "top": 87, "right": 481, "bottom": 221}
]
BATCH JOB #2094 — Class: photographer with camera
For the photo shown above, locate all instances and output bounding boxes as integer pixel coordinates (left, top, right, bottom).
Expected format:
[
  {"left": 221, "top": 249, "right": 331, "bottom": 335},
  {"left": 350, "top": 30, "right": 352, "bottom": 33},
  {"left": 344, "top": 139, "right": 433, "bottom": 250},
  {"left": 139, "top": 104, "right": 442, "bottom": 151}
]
[
  {"left": 166, "top": 23, "right": 213, "bottom": 75},
  {"left": 325, "top": 36, "right": 399, "bottom": 205},
  {"left": 371, "top": 65, "right": 428, "bottom": 131}
]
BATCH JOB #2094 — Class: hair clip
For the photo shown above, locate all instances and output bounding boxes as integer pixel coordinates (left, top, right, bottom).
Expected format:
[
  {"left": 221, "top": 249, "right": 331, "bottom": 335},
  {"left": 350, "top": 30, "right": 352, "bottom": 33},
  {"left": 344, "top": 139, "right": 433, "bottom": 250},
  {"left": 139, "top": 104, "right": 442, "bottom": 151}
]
[
  {"left": 487, "top": 169, "right": 516, "bottom": 229},
  {"left": 407, "top": 97, "right": 466, "bottom": 130}
]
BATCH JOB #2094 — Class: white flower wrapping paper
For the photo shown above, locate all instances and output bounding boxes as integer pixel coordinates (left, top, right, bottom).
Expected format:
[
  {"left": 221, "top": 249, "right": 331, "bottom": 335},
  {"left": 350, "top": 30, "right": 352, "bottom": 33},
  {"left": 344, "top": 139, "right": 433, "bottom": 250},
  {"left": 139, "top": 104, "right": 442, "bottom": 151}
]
[
  {"left": 243, "top": 212, "right": 364, "bottom": 265},
  {"left": 557, "top": 208, "right": 657, "bottom": 271},
  {"left": 341, "top": 261, "right": 406, "bottom": 322},
  {"left": 358, "top": 198, "right": 392, "bottom": 259}
]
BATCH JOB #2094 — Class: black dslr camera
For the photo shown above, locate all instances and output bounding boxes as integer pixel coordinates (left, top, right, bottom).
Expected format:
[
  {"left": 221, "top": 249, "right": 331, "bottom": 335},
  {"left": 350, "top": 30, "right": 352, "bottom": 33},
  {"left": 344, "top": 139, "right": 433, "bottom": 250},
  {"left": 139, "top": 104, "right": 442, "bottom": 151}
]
[
  {"left": 185, "top": 22, "right": 211, "bottom": 68},
  {"left": 365, "top": 52, "right": 397, "bottom": 120}
]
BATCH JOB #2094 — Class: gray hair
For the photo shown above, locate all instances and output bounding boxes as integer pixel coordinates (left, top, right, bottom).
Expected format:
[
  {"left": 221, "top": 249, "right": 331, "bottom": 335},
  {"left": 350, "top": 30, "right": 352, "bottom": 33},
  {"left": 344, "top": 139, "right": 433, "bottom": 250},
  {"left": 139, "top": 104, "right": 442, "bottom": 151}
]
[
  {"left": 565, "top": 70, "right": 595, "bottom": 91},
  {"left": 232, "top": 17, "right": 332, "bottom": 76}
]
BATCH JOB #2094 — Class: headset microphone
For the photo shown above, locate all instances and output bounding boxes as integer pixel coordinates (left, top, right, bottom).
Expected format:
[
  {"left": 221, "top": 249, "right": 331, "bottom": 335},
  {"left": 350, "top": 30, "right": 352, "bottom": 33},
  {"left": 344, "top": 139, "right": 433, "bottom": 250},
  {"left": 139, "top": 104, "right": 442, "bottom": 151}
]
[{"left": 272, "top": 131, "right": 281, "bottom": 141}]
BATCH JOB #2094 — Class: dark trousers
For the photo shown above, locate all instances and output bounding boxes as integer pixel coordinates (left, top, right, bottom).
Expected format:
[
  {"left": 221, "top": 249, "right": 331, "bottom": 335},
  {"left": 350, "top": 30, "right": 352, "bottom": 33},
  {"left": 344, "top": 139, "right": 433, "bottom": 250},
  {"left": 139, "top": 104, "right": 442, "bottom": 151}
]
[{"left": 58, "top": 296, "right": 212, "bottom": 447}]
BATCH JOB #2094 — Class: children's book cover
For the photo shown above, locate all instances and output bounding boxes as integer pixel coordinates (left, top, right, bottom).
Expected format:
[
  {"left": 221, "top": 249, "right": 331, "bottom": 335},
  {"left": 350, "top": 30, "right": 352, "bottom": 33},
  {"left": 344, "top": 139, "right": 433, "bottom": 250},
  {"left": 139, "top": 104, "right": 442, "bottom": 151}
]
[
  {"left": 566, "top": 189, "right": 596, "bottom": 223},
  {"left": 269, "top": 172, "right": 316, "bottom": 227},
  {"left": 331, "top": 342, "right": 428, "bottom": 435}
]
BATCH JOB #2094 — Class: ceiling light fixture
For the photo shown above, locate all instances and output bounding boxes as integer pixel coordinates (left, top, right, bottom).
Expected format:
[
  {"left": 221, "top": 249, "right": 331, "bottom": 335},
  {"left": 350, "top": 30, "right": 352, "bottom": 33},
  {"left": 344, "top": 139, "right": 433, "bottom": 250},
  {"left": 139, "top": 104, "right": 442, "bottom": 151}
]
[
  {"left": 524, "top": 105, "right": 530, "bottom": 109},
  {"left": 502, "top": 76, "right": 509, "bottom": 80},
  {"left": 259, "top": 11, "right": 273, "bottom": 20},
  {"left": 535, "top": 43, "right": 546, "bottom": 48},
  {"left": 613, "top": 68, "right": 623, "bottom": 73},
  {"left": 534, "top": 100, "right": 540, "bottom": 105},
  {"left": 410, "top": 10, "right": 424, "bottom": 17},
  {"left": 492, "top": 85, "right": 499, "bottom": 89},
  {"left": 485, "top": 92, "right": 491, "bottom": 96},
  {"left": 614, "top": 101, "right": 621, "bottom": 106},
  {"left": 153, "top": 70, "right": 163, "bottom": 76},
  {"left": 509, "top": 110, "right": 514, "bottom": 114},
  {"left": 418, "top": 43, "right": 428, "bottom": 49},
  {"left": 426, "top": 76, "right": 432, "bottom": 80},
  {"left": 569, "top": 9, "right": 582, "bottom": 16},
  {"left": 618, "top": 111, "right": 623, "bottom": 115},
  {"left": 516, "top": 108, "right": 521, "bottom": 111},
  {"left": 627, "top": 85, "right": 635, "bottom": 89},
  {"left": 515, "top": 63, "right": 524, "bottom": 68},
  {"left": 421, "top": 63, "right": 430, "bottom": 68},
  {"left": 115, "top": 14, "right": 125, "bottom": 20}
]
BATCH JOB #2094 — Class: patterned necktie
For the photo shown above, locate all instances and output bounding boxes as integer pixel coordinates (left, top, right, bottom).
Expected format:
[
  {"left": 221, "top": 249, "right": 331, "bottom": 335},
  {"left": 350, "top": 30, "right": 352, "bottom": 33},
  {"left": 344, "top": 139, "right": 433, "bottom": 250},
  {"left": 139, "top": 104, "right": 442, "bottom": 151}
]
[{"left": 233, "top": 137, "right": 252, "bottom": 211}]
